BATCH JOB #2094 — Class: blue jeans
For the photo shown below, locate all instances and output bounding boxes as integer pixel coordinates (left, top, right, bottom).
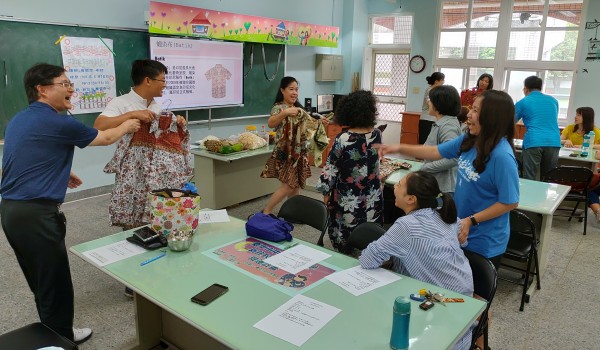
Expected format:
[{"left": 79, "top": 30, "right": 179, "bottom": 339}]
[{"left": 522, "top": 147, "right": 560, "bottom": 180}]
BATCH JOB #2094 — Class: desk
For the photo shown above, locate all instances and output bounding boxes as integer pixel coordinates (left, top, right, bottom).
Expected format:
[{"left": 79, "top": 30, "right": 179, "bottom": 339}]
[
  {"left": 514, "top": 139, "right": 599, "bottom": 169},
  {"left": 190, "top": 146, "right": 279, "bottom": 209},
  {"left": 384, "top": 158, "right": 571, "bottom": 297},
  {"left": 70, "top": 217, "right": 485, "bottom": 350}
]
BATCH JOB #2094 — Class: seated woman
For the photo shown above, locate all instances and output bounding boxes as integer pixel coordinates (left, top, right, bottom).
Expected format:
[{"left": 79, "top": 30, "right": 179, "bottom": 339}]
[
  {"left": 359, "top": 171, "right": 473, "bottom": 350},
  {"left": 561, "top": 107, "right": 600, "bottom": 148},
  {"left": 460, "top": 73, "right": 493, "bottom": 110}
]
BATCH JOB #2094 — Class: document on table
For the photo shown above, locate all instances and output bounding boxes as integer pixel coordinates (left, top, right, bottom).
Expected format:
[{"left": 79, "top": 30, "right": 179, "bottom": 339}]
[
  {"left": 326, "top": 266, "right": 402, "bottom": 296},
  {"left": 254, "top": 294, "right": 341, "bottom": 346},
  {"left": 263, "top": 244, "right": 331, "bottom": 274},
  {"left": 198, "top": 209, "right": 230, "bottom": 224},
  {"left": 82, "top": 240, "right": 146, "bottom": 267}
]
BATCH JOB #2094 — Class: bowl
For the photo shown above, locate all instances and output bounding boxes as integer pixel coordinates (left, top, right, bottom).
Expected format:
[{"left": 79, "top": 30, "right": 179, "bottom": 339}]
[{"left": 166, "top": 229, "right": 194, "bottom": 252}]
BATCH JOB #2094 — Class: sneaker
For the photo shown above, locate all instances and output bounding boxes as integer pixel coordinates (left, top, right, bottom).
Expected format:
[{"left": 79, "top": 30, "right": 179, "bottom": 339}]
[
  {"left": 124, "top": 286, "right": 133, "bottom": 298},
  {"left": 73, "top": 327, "right": 93, "bottom": 344}
]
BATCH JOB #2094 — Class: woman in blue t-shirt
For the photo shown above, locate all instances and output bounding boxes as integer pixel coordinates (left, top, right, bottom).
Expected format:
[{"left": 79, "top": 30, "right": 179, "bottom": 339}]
[{"left": 376, "top": 90, "right": 519, "bottom": 268}]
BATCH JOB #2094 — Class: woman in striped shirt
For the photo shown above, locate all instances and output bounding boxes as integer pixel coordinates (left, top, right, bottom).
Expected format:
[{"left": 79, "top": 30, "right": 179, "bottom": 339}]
[{"left": 359, "top": 171, "right": 473, "bottom": 350}]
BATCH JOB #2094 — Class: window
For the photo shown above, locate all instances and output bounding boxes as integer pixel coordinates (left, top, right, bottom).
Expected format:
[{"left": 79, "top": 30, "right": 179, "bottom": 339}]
[
  {"left": 372, "top": 51, "right": 409, "bottom": 122},
  {"left": 368, "top": 15, "right": 413, "bottom": 122},
  {"left": 370, "top": 15, "right": 413, "bottom": 45},
  {"left": 436, "top": 0, "right": 584, "bottom": 121}
]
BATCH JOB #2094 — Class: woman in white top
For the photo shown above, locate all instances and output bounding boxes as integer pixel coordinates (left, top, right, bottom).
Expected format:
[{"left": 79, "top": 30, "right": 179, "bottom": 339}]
[{"left": 420, "top": 72, "right": 445, "bottom": 144}]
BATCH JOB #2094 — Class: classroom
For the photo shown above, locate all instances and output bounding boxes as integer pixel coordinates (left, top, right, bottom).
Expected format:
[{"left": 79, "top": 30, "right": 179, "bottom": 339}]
[{"left": 1, "top": 0, "right": 600, "bottom": 349}]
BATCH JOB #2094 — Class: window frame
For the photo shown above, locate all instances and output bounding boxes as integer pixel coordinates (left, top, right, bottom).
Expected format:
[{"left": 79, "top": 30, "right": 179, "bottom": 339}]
[{"left": 434, "top": 0, "right": 587, "bottom": 124}]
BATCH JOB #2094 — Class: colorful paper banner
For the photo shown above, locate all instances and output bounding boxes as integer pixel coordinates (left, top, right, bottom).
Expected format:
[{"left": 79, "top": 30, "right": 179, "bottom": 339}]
[{"left": 149, "top": 1, "right": 339, "bottom": 48}]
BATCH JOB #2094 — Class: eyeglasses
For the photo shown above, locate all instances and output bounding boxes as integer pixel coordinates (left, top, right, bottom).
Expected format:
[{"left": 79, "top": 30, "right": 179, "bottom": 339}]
[
  {"left": 150, "top": 78, "right": 166, "bottom": 83},
  {"left": 50, "top": 82, "right": 75, "bottom": 88}
]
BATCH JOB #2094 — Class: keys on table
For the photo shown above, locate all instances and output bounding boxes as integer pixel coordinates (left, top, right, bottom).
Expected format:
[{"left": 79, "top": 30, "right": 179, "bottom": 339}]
[{"left": 424, "top": 290, "right": 465, "bottom": 306}]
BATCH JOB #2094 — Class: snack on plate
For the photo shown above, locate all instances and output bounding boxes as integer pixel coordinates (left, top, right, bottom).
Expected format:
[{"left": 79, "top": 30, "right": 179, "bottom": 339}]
[
  {"left": 197, "top": 135, "right": 219, "bottom": 149},
  {"left": 238, "top": 132, "right": 267, "bottom": 150},
  {"left": 204, "top": 139, "right": 222, "bottom": 153}
]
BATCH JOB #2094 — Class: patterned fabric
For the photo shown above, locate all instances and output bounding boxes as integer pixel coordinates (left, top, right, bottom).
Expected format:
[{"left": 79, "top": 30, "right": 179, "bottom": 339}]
[
  {"left": 204, "top": 64, "right": 232, "bottom": 99},
  {"left": 149, "top": 192, "right": 200, "bottom": 235},
  {"left": 104, "top": 115, "right": 193, "bottom": 228},
  {"left": 316, "top": 129, "right": 383, "bottom": 254},
  {"left": 260, "top": 104, "right": 320, "bottom": 189},
  {"left": 460, "top": 87, "right": 483, "bottom": 109}
]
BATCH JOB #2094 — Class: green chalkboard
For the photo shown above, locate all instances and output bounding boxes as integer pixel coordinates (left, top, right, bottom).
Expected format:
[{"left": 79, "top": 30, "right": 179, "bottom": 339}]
[{"left": 0, "top": 20, "right": 285, "bottom": 138}]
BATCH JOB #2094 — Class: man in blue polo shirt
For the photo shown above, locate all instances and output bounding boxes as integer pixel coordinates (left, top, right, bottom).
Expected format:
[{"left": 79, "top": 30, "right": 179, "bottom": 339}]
[
  {"left": 0, "top": 63, "right": 140, "bottom": 344},
  {"left": 515, "top": 76, "right": 561, "bottom": 180}
]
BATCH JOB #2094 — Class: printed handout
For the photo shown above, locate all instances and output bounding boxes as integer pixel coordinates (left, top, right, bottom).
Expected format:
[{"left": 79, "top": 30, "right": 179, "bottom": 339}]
[
  {"left": 326, "top": 265, "right": 402, "bottom": 296},
  {"left": 254, "top": 294, "right": 341, "bottom": 346},
  {"left": 263, "top": 244, "right": 331, "bottom": 274}
]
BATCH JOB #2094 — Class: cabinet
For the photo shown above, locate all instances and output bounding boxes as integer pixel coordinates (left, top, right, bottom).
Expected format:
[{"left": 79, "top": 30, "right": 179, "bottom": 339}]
[
  {"left": 400, "top": 112, "right": 420, "bottom": 144},
  {"left": 515, "top": 124, "right": 527, "bottom": 139},
  {"left": 315, "top": 54, "right": 343, "bottom": 81}
]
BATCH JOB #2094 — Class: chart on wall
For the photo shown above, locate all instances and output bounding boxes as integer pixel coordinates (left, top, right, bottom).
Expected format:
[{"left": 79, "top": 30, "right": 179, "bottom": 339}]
[
  {"left": 149, "top": 36, "right": 243, "bottom": 110},
  {"left": 60, "top": 37, "right": 117, "bottom": 114}
]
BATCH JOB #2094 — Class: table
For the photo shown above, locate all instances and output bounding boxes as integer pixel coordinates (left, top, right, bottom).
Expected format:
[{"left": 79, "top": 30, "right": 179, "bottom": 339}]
[
  {"left": 190, "top": 146, "right": 279, "bottom": 209},
  {"left": 383, "top": 158, "right": 571, "bottom": 297},
  {"left": 514, "top": 139, "right": 599, "bottom": 170},
  {"left": 70, "top": 217, "right": 486, "bottom": 350}
]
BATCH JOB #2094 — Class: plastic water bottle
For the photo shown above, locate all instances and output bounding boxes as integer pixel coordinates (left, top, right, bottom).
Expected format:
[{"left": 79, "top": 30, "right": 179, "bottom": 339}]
[
  {"left": 588, "top": 131, "right": 595, "bottom": 155},
  {"left": 390, "top": 296, "right": 410, "bottom": 350},
  {"left": 582, "top": 132, "right": 591, "bottom": 157}
]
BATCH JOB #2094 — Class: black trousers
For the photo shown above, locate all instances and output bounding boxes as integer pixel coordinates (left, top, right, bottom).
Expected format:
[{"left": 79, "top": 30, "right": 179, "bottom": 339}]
[
  {"left": 418, "top": 119, "right": 435, "bottom": 145},
  {"left": 1, "top": 199, "right": 74, "bottom": 341}
]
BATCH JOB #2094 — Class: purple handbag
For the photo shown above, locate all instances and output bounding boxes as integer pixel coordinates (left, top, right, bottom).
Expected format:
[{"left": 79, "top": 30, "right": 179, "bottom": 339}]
[{"left": 245, "top": 213, "right": 294, "bottom": 242}]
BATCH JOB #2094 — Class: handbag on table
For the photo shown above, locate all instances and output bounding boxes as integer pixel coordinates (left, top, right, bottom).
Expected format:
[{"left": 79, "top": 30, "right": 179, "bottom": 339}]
[{"left": 245, "top": 213, "right": 294, "bottom": 242}]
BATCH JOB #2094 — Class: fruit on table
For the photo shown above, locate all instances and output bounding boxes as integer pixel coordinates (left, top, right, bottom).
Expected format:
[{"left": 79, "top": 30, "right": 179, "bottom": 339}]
[
  {"left": 232, "top": 143, "right": 244, "bottom": 152},
  {"left": 204, "top": 139, "right": 222, "bottom": 153},
  {"left": 219, "top": 145, "right": 233, "bottom": 154}
]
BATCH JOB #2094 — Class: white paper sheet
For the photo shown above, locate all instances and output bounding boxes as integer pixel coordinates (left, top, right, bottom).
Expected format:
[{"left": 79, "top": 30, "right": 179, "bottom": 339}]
[
  {"left": 326, "top": 266, "right": 402, "bottom": 296},
  {"left": 82, "top": 240, "right": 147, "bottom": 267},
  {"left": 263, "top": 244, "right": 331, "bottom": 274},
  {"left": 198, "top": 209, "right": 230, "bottom": 224},
  {"left": 254, "top": 294, "right": 341, "bottom": 346}
]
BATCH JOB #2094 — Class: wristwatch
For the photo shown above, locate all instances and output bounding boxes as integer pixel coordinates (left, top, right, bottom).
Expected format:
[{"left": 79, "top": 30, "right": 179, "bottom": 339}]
[{"left": 469, "top": 215, "right": 479, "bottom": 226}]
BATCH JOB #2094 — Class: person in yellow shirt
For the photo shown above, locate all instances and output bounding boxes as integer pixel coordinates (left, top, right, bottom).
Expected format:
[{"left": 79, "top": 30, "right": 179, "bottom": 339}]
[{"left": 561, "top": 107, "right": 600, "bottom": 148}]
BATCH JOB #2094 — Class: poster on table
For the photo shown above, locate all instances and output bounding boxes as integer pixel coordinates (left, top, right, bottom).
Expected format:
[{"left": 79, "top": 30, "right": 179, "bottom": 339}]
[
  {"left": 204, "top": 238, "right": 337, "bottom": 296},
  {"left": 60, "top": 37, "right": 116, "bottom": 115}
]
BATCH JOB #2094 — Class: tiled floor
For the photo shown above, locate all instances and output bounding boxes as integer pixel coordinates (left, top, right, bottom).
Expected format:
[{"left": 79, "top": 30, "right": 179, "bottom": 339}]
[{"left": 1, "top": 175, "right": 600, "bottom": 349}]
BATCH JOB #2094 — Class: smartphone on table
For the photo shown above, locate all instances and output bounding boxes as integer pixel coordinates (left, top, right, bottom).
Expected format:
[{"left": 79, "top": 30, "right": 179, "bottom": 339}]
[
  {"left": 133, "top": 226, "right": 160, "bottom": 242},
  {"left": 191, "top": 283, "right": 229, "bottom": 306}
]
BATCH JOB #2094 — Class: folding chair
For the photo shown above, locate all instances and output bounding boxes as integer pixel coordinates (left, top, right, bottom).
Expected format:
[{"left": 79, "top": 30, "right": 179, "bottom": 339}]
[
  {"left": 463, "top": 250, "right": 497, "bottom": 350},
  {"left": 348, "top": 222, "right": 386, "bottom": 250},
  {"left": 542, "top": 166, "right": 594, "bottom": 235},
  {"left": 0, "top": 322, "right": 78, "bottom": 350},
  {"left": 277, "top": 195, "right": 329, "bottom": 246},
  {"left": 500, "top": 210, "right": 541, "bottom": 311}
]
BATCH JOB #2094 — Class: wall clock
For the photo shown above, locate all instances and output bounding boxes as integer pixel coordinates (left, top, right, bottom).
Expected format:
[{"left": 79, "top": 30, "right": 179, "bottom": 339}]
[{"left": 409, "top": 55, "right": 426, "bottom": 73}]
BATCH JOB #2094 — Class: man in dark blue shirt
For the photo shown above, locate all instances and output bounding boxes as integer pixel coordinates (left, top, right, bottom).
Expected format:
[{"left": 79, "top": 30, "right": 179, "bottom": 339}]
[{"left": 0, "top": 63, "right": 140, "bottom": 343}]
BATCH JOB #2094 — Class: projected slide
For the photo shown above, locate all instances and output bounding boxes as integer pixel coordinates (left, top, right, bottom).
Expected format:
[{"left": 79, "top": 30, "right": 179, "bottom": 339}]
[{"left": 149, "top": 36, "right": 243, "bottom": 110}]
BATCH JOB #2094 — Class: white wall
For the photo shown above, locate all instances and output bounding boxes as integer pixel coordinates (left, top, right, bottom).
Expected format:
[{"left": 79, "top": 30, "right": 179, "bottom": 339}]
[{"left": 571, "top": 0, "right": 600, "bottom": 121}]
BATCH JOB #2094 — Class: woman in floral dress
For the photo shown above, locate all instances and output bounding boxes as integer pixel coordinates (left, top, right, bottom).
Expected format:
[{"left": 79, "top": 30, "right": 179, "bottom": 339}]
[{"left": 316, "top": 90, "right": 383, "bottom": 254}]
